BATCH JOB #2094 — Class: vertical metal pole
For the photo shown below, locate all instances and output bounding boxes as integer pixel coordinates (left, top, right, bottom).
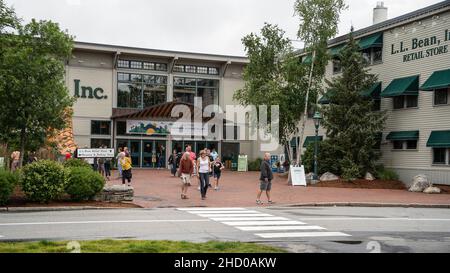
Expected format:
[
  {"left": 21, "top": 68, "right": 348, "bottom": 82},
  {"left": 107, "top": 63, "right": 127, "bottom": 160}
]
[{"left": 314, "top": 126, "right": 319, "bottom": 180}]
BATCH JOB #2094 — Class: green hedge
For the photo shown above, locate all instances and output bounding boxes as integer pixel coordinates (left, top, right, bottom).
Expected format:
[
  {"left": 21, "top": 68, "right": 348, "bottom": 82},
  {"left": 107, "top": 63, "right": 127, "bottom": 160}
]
[
  {"left": 65, "top": 167, "right": 105, "bottom": 201},
  {"left": 63, "top": 158, "right": 92, "bottom": 169},
  {"left": 0, "top": 170, "right": 19, "bottom": 206},
  {"left": 248, "top": 158, "right": 263, "bottom": 171},
  {"left": 21, "top": 160, "right": 67, "bottom": 203}
]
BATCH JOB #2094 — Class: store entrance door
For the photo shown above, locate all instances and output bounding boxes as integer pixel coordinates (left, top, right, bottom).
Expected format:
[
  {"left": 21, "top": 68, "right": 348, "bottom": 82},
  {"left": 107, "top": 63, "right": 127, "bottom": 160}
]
[{"left": 142, "top": 140, "right": 166, "bottom": 169}]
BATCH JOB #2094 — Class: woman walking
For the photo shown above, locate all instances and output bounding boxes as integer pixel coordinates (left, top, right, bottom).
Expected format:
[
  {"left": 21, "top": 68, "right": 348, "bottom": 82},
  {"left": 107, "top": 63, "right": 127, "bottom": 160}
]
[
  {"left": 197, "top": 150, "right": 211, "bottom": 200},
  {"left": 116, "top": 147, "right": 125, "bottom": 179},
  {"left": 120, "top": 153, "right": 132, "bottom": 187},
  {"left": 213, "top": 156, "right": 225, "bottom": 191},
  {"left": 179, "top": 152, "right": 193, "bottom": 199}
]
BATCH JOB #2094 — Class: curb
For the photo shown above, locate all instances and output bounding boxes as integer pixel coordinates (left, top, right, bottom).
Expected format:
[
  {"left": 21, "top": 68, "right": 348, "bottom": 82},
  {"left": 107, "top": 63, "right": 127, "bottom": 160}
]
[
  {"left": 285, "top": 202, "right": 450, "bottom": 209},
  {"left": 0, "top": 206, "right": 140, "bottom": 212}
]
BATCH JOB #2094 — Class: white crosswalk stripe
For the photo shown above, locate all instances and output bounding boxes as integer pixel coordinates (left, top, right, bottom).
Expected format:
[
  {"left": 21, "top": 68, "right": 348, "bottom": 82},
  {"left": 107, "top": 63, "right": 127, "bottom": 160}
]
[
  {"left": 177, "top": 207, "right": 351, "bottom": 239},
  {"left": 211, "top": 217, "right": 289, "bottom": 221},
  {"left": 196, "top": 213, "right": 274, "bottom": 217},
  {"left": 187, "top": 210, "right": 260, "bottom": 214},
  {"left": 236, "top": 226, "right": 326, "bottom": 231},
  {"left": 222, "top": 220, "right": 306, "bottom": 226}
]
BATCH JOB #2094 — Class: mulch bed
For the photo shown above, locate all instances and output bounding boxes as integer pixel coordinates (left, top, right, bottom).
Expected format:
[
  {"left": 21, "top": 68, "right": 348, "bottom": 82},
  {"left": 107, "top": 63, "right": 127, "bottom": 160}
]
[
  {"left": 310, "top": 179, "right": 407, "bottom": 190},
  {"left": 3, "top": 187, "right": 142, "bottom": 208}
]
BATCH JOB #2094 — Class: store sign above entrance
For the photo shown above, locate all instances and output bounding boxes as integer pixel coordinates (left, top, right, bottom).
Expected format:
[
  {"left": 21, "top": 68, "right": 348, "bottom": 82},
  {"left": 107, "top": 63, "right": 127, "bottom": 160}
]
[
  {"left": 127, "top": 120, "right": 171, "bottom": 135},
  {"left": 74, "top": 79, "right": 107, "bottom": 99},
  {"left": 126, "top": 120, "right": 204, "bottom": 136},
  {"left": 391, "top": 29, "right": 450, "bottom": 63}
]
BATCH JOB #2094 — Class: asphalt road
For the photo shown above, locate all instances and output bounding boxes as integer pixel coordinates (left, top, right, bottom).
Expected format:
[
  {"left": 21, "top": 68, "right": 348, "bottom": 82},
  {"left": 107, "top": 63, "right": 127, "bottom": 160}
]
[{"left": 1, "top": 206, "right": 450, "bottom": 253}]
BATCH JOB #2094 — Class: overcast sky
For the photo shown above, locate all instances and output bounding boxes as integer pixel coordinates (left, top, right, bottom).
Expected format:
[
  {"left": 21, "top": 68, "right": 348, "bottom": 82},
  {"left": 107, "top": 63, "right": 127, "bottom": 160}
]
[{"left": 4, "top": 0, "right": 444, "bottom": 56}]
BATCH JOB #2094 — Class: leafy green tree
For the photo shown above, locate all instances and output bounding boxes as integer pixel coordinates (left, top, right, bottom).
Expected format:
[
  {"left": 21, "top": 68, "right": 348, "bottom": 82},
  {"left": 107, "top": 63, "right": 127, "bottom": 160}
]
[
  {"left": 321, "top": 31, "right": 387, "bottom": 180},
  {"left": 0, "top": 0, "right": 74, "bottom": 167},
  {"left": 233, "top": 23, "right": 315, "bottom": 160},
  {"left": 294, "top": 0, "right": 347, "bottom": 165}
]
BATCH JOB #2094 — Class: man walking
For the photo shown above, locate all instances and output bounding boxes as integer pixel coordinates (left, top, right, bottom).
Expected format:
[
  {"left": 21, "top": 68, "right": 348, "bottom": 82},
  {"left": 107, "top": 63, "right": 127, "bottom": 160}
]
[{"left": 256, "top": 152, "right": 274, "bottom": 205}]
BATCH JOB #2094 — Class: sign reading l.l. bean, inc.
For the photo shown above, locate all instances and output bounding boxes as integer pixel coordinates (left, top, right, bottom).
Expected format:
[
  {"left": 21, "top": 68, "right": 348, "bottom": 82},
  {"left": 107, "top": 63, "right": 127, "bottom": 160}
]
[
  {"left": 77, "top": 149, "right": 115, "bottom": 158},
  {"left": 391, "top": 29, "right": 450, "bottom": 63},
  {"left": 74, "top": 79, "right": 108, "bottom": 99}
]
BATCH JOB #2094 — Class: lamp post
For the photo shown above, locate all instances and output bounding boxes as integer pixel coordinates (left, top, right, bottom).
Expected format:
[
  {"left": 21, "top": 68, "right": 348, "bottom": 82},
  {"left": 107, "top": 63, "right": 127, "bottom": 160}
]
[{"left": 312, "top": 111, "right": 322, "bottom": 181}]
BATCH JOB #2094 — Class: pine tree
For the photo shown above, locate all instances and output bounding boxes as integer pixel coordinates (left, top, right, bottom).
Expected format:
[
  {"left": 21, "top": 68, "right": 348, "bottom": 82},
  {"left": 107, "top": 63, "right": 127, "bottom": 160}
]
[{"left": 321, "top": 30, "right": 387, "bottom": 180}]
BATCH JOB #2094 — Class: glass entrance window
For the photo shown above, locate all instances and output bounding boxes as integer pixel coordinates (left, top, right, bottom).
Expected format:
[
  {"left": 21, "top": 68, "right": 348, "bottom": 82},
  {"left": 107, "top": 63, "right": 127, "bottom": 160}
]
[
  {"left": 130, "top": 141, "right": 141, "bottom": 167},
  {"left": 142, "top": 141, "right": 154, "bottom": 168},
  {"left": 155, "top": 141, "right": 166, "bottom": 168}
]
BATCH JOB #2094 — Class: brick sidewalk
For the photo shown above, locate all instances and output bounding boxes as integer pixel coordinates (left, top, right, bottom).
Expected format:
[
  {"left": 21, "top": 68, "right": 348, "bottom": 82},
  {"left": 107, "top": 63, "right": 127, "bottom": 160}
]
[{"left": 107, "top": 169, "right": 450, "bottom": 208}]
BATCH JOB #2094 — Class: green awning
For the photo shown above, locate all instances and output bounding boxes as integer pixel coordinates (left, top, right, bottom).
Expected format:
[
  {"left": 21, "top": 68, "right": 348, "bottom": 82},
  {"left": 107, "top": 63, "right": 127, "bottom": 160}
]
[
  {"left": 381, "top": 75, "right": 419, "bottom": 97},
  {"left": 358, "top": 33, "right": 383, "bottom": 50},
  {"left": 329, "top": 44, "right": 346, "bottom": 57},
  {"left": 303, "top": 136, "right": 323, "bottom": 148},
  {"left": 318, "top": 89, "right": 335, "bottom": 104},
  {"left": 386, "top": 131, "right": 419, "bottom": 141},
  {"left": 420, "top": 69, "right": 450, "bottom": 91},
  {"left": 361, "top": 82, "right": 382, "bottom": 98},
  {"left": 302, "top": 54, "right": 312, "bottom": 64},
  {"left": 426, "top": 131, "right": 450, "bottom": 148}
]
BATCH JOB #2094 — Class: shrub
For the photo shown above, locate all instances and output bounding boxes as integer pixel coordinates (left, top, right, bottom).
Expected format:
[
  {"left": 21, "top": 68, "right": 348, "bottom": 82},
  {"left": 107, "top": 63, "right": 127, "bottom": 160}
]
[
  {"left": 0, "top": 170, "right": 19, "bottom": 206},
  {"left": 341, "top": 158, "right": 361, "bottom": 181},
  {"left": 248, "top": 158, "right": 263, "bottom": 171},
  {"left": 21, "top": 160, "right": 67, "bottom": 203},
  {"left": 63, "top": 158, "right": 92, "bottom": 169},
  {"left": 302, "top": 139, "right": 344, "bottom": 175},
  {"left": 375, "top": 165, "right": 399, "bottom": 181},
  {"left": 65, "top": 167, "right": 105, "bottom": 201}
]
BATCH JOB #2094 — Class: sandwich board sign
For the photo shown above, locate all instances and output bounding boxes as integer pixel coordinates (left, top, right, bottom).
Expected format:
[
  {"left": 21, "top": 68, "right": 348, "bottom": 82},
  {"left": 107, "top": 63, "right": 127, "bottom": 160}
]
[
  {"left": 237, "top": 155, "right": 248, "bottom": 172},
  {"left": 77, "top": 148, "right": 115, "bottom": 158},
  {"left": 288, "top": 165, "right": 307, "bottom": 186}
]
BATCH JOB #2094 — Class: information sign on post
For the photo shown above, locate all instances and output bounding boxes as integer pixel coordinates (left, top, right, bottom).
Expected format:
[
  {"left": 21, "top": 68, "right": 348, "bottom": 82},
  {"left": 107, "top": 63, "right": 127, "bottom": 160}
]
[{"left": 237, "top": 155, "right": 248, "bottom": 172}]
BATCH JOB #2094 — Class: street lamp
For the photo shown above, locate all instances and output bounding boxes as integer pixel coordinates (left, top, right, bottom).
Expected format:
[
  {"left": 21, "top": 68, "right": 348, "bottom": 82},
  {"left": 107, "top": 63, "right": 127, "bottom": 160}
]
[{"left": 312, "top": 111, "right": 322, "bottom": 181}]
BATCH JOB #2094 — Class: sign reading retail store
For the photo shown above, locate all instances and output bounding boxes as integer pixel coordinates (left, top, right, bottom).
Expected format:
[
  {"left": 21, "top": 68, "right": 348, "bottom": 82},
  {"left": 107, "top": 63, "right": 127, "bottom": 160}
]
[
  {"left": 74, "top": 79, "right": 107, "bottom": 99},
  {"left": 289, "top": 165, "right": 307, "bottom": 187},
  {"left": 77, "top": 149, "right": 115, "bottom": 158},
  {"left": 391, "top": 29, "right": 450, "bottom": 63},
  {"left": 237, "top": 155, "right": 248, "bottom": 172}
]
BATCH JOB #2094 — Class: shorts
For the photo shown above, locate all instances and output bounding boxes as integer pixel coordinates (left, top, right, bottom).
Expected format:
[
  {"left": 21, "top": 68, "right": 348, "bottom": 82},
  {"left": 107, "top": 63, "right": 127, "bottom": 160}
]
[
  {"left": 180, "top": 173, "right": 191, "bottom": 185},
  {"left": 213, "top": 172, "right": 221, "bottom": 179},
  {"left": 260, "top": 180, "right": 272, "bottom": 191}
]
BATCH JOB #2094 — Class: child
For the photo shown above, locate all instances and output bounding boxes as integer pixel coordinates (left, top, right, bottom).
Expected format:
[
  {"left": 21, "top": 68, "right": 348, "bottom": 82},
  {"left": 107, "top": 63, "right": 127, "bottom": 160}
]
[
  {"left": 120, "top": 154, "right": 132, "bottom": 187},
  {"left": 213, "top": 156, "right": 225, "bottom": 190}
]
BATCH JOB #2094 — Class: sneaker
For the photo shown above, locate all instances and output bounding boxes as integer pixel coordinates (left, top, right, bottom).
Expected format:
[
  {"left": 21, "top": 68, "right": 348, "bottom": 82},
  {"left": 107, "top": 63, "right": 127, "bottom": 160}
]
[
  {"left": 214, "top": 187, "right": 218, "bottom": 191},
  {"left": 256, "top": 200, "right": 262, "bottom": 205},
  {"left": 268, "top": 200, "right": 275, "bottom": 205}
]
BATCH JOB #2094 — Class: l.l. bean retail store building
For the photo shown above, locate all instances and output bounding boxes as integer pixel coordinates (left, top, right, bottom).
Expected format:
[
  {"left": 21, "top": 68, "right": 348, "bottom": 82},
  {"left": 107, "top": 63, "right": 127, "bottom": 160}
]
[{"left": 302, "top": 1, "right": 450, "bottom": 185}]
